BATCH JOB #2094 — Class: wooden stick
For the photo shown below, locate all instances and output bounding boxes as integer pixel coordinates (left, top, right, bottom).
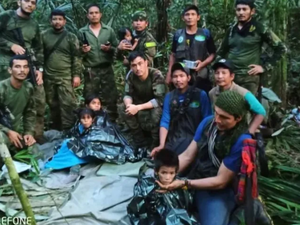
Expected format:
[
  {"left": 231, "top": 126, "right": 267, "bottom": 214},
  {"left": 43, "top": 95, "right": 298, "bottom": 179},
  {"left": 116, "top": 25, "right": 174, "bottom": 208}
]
[{"left": 0, "top": 143, "right": 36, "bottom": 225}]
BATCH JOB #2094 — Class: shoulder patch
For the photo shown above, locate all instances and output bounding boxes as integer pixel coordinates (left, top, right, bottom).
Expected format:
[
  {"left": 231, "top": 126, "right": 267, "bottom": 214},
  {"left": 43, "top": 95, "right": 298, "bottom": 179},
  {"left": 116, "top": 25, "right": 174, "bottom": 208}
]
[{"left": 144, "top": 42, "right": 156, "bottom": 48}]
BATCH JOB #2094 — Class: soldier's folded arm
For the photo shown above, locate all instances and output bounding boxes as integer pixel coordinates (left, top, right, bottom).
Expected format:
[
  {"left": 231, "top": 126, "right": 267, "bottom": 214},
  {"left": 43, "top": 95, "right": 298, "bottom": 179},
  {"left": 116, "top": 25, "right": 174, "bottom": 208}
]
[
  {"left": 23, "top": 94, "right": 37, "bottom": 136},
  {"left": 260, "top": 28, "right": 287, "bottom": 72}
]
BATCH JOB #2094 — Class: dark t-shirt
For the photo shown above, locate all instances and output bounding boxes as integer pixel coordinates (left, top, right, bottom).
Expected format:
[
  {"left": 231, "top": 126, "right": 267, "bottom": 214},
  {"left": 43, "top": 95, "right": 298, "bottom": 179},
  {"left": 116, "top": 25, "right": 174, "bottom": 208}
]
[{"left": 171, "top": 28, "right": 216, "bottom": 55}]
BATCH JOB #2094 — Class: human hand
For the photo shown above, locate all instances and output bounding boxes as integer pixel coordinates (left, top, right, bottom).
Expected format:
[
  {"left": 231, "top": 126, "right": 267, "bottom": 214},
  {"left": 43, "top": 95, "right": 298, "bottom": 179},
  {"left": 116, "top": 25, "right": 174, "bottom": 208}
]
[
  {"left": 35, "top": 71, "right": 43, "bottom": 85},
  {"left": 150, "top": 145, "right": 164, "bottom": 158},
  {"left": 11, "top": 44, "right": 25, "bottom": 55},
  {"left": 73, "top": 77, "right": 81, "bottom": 88},
  {"left": 23, "top": 134, "right": 36, "bottom": 146},
  {"left": 7, "top": 130, "right": 24, "bottom": 149},
  {"left": 82, "top": 44, "right": 91, "bottom": 53},
  {"left": 155, "top": 179, "right": 185, "bottom": 193},
  {"left": 248, "top": 64, "right": 264, "bottom": 76},
  {"left": 101, "top": 43, "right": 111, "bottom": 52},
  {"left": 125, "top": 104, "right": 139, "bottom": 116},
  {"left": 118, "top": 40, "right": 132, "bottom": 51},
  {"left": 194, "top": 60, "right": 203, "bottom": 72}
]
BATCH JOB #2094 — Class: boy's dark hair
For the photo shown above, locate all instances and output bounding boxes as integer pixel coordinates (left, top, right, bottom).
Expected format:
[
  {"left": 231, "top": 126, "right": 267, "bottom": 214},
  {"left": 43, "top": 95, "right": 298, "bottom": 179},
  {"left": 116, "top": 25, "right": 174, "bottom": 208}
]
[
  {"left": 128, "top": 51, "right": 147, "bottom": 63},
  {"left": 154, "top": 149, "right": 179, "bottom": 172},
  {"left": 235, "top": 0, "right": 255, "bottom": 9},
  {"left": 84, "top": 94, "right": 102, "bottom": 106},
  {"left": 78, "top": 107, "right": 96, "bottom": 119},
  {"left": 87, "top": 3, "right": 101, "bottom": 13},
  {"left": 50, "top": 9, "right": 66, "bottom": 19},
  {"left": 182, "top": 4, "right": 200, "bottom": 15},
  {"left": 118, "top": 27, "right": 133, "bottom": 42},
  {"left": 9, "top": 55, "right": 28, "bottom": 68}
]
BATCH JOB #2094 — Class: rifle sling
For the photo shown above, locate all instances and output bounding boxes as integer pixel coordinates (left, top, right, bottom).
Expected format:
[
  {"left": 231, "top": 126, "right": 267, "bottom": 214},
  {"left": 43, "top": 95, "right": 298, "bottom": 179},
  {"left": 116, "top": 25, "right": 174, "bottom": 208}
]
[{"left": 45, "top": 31, "right": 68, "bottom": 60}]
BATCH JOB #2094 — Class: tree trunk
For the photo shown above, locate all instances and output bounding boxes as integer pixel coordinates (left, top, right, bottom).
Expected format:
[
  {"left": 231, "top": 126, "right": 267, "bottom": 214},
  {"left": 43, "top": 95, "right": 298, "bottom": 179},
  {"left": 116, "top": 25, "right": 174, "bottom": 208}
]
[{"left": 0, "top": 143, "right": 36, "bottom": 225}]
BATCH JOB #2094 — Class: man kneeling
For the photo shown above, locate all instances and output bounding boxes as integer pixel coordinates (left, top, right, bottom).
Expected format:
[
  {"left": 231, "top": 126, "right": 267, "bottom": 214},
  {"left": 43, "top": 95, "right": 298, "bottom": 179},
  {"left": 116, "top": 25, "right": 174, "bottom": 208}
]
[
  {"left": 0, "top": 55, "right": 36, "bottom": 151},
  {"left": 121, "top": 51, "right": 166, "bottom": 149}
]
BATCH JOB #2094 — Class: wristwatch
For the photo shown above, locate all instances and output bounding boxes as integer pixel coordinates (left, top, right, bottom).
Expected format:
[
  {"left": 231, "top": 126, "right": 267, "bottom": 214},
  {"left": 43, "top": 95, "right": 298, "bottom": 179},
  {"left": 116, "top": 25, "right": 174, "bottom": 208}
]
[{"left": 38, "top": 67, "right": 44, "bottom": 72}]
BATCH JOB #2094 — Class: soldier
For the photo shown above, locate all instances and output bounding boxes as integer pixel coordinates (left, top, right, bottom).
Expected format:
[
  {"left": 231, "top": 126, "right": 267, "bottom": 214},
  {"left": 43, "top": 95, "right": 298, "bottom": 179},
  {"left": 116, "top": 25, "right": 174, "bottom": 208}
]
[
  {"left": 118, "top": 11, "right": 157, "bottom": 67},
  {"left": 0, "top": 0, "right": 45, "bottom": 141},
  {"left": 79, "top": 4, "right": 119, "bottom": 122},
  {"left": 218, "top": 0, "right": 286, "bottom": 94},
  {"left": 42, "top": 10, "right": 81, "bottom": 131},
  {"left": 121, "top": 51, "right": 166, "bottom": 149},
  {"left": 151, "top": 62, "right": 212, "bottom": 156},
  {"left": 0, "top": 55, "right": 36, "bottom": 150},
  {"left": 166, "top": 5, "right": 217, "bottom": 93}
]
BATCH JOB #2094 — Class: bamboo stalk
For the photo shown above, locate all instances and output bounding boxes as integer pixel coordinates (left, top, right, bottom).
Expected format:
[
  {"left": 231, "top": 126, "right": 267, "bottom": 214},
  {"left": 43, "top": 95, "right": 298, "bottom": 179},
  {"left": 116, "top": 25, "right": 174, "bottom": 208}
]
[{"left": 0, "top": 143, "right": 36, "bottom": 225}]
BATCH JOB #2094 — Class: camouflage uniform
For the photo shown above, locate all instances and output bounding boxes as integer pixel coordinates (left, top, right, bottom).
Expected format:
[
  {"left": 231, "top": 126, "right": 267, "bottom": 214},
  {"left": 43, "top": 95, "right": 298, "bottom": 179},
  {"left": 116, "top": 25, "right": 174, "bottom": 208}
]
[
  {"left": 131, "top": 11, "right": 157, "bottom": 66},
  {"left": 0, "top": 10, "right": 45, "bottom": 138},
  {"left": 121, "top": 68, "right": 166, "bottom": 149},
  {"left": 218, "top": 19, "right": 286, "bottom": 94},
  {"left": 42, "top": 28, "right": 81, "bottom": 130},
  {"left": 0, "top": 78, "right": 36, "bottom": 147},
  {"left": 79, "top": 23, "right": 119, "bottom": 122}
]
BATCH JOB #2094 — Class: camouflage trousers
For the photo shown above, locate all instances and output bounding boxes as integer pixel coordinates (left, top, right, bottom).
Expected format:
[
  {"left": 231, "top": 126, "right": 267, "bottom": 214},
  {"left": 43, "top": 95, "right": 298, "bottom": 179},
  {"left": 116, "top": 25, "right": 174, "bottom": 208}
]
[
  {"left": 234, "top": 74, "right": 260, "bottom": 95},
  {"left": 119, "top": 104, "right": 162, "bottom": 149},
  {"left": 44, "top": 77, "right": 77, "bottom": 131},
  {"left": 0, "top": 65, "right": 10, "bottom": 80},
  {"left": 33, "top": 85, "right": 46, "bottom": 138},
  {"left": 84, "top": 65, "right": 118, "bottom": 122}
]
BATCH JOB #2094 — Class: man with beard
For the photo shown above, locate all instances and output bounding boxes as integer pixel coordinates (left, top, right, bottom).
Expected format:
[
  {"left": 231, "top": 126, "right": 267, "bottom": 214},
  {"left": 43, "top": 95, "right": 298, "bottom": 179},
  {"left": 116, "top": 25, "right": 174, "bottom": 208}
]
[
  {"left": 218, "top": 0, "right": 286, "bottom": 94},
  {"left": 166, "top": 5, "right": 216, "bottom": 93},
  {"left": 151, "top": 62, "right": 211, "bottom": 156},
  {"left": 0, "top": 0, "right": 45, "bottom": 141},
  {"left": 41, "top": 10, "right": 81, "bottom": 130},
  {"left": 0, "top": 55, "right": 36, "bottom": 150},
  {"left": 121, "top": 51, "right": 166, "bottom": 150},
  {"left": 118, "top": 11, "right": 157, "bottom": 66},
  {"left": 79, "top": 4, "right": 119, "bottom": 122}
]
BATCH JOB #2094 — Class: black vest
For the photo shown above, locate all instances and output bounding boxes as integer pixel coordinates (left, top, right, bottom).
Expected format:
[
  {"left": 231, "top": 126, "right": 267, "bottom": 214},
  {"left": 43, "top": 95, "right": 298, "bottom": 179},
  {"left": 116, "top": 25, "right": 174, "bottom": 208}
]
[
  {"left": 167, "top": 87, "right": 203, "bottom": 145},
  {"left": 174, "top": 28, "right": 209, "bottom": 62}
]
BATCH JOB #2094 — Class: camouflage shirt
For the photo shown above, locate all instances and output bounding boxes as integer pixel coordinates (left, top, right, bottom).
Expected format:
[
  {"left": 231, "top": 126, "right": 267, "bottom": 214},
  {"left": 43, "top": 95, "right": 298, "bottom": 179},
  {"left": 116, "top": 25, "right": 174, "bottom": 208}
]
[
  {"left": 42, "top": 28, "right": 82, "bottom": 79},
  {"left": 0, "top": 10, "right": 43, "bottom": 70},
  {"left": 218, "top": 19, "right": 286, "bottom": 75},
  {"left": 124, "top": 67, "right": 166, "bottom": 107},
  {"left": 0, "top": 78, "right": 36, "bottom": 135},
  {"left": 133, "top": 30, "right": 157, "bottom": 66}
]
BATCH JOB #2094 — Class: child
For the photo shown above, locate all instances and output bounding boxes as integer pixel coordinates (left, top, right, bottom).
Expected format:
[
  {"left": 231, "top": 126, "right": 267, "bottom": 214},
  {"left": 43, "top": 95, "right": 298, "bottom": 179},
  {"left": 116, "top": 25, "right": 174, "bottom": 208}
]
[
  {"left": 84, "top": 94, "right": 140, "bottom": 163},
  {"left": 118, "top": 27, "right": 139, "bottom": 51},
  {"left": 44, "top": 108, "right": 95, "bottom": 170},
  {"left": 118, "top": 27, "right": 139, "bottom": 66},
  {"left": 127, "top": 149, "right": 198, "bottom": 225}
]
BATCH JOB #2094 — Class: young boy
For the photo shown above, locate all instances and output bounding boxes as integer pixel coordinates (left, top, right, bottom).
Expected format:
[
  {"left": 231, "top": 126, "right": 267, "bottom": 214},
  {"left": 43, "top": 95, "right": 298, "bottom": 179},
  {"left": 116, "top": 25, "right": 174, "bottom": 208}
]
[
  {"left": 209, "top": 59, "right": 266, "bottom": 135},
  {"left": 127, "top": 149, "right": 198, "bottom": 224}
]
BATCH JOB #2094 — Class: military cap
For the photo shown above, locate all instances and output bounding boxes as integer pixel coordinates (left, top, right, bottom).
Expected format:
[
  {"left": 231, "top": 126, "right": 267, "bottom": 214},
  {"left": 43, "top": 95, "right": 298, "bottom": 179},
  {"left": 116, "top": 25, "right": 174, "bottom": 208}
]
[{"left": 132, "top": 11, "right": 148, "bottom": 21}]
